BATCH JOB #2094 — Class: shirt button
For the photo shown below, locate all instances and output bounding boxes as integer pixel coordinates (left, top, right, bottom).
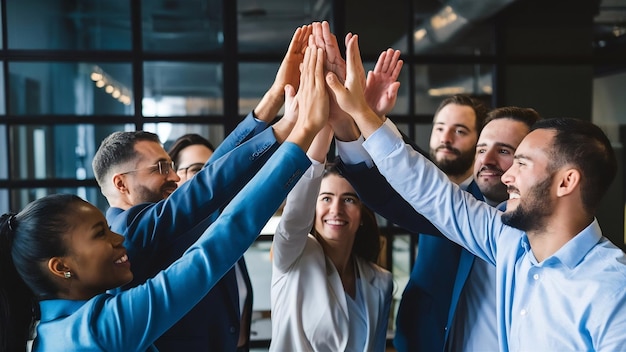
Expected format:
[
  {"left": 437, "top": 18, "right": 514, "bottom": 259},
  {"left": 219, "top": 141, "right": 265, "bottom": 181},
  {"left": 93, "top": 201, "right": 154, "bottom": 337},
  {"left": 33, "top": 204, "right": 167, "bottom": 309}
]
[
  {"left": 229, "top": 326, "right": 236, "bottom": 333},
  {"left": 533, "top": 274, "right": 539, "bottom": 280},
  {"left": 520, "top": 309, "right": 528, "bottom": 316}
]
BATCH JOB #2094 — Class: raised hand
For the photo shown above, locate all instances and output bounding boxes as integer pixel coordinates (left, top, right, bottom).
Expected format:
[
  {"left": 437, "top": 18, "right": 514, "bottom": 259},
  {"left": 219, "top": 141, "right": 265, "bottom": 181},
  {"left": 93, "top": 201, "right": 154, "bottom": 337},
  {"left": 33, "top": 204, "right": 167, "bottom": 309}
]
[
  {"left": 273, "top": 24, "right": 313, "bottom": 95},
  {"left": 255, "top": 24, "right": 312, "bottom": 123},
  {"left": 271, "top": 84, "right": 299, "bottom": 143},
  {"left": 311, "top": 21, "right": 346, "bottom": 82},
  {"left": 286, "top": 46, "right": 329, "bottom": 150},
  {"left": 364, "top": 48, "right": 403, "bottom": 118},
  {"left": 325, "top": 34, "right": 382, "bottom": 138}
]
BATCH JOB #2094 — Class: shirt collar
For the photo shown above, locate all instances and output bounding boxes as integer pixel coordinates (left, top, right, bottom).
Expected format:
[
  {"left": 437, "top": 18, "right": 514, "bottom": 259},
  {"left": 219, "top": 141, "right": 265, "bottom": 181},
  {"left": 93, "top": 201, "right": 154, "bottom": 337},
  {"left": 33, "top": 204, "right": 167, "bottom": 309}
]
[
  {"left": 521, "top": 219, "right": 602, "bottom": 269},
  {"left": 39, "top": 299, "right": 88, "bottom": 323}
]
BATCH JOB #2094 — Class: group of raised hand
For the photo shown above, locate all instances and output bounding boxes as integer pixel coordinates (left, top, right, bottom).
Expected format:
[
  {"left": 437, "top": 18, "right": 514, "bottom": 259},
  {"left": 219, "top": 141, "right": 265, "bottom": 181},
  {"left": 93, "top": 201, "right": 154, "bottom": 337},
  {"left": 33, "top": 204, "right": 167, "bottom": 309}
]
[{"left": 275, "top": 21, "right": 405, "bottom": 154}]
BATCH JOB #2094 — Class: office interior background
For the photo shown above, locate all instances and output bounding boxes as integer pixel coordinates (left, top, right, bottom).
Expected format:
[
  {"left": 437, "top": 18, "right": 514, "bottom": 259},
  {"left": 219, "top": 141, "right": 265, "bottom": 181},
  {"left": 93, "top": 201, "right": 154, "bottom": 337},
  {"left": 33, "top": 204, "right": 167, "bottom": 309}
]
[{"left": 0, "top": 0, "right": 624, "bottom": 348}]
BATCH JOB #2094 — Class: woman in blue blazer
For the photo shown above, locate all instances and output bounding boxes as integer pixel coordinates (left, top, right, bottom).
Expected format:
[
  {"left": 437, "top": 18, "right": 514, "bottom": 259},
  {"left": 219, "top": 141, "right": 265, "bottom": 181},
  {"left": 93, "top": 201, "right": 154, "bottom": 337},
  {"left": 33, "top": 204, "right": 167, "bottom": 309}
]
[{"left": 0, "top": 44, "right": 329, "bottom": 351}]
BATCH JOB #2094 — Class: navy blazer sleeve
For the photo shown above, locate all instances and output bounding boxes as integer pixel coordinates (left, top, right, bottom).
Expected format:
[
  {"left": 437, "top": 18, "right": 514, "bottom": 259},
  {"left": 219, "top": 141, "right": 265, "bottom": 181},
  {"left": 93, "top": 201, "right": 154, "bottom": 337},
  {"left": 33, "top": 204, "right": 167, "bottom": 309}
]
[
  {"left": 109, "top": 119, "right": 279, "bottom": 288},
  {"left": 35, "top": 142, "right": 311, "bottom": 352}
]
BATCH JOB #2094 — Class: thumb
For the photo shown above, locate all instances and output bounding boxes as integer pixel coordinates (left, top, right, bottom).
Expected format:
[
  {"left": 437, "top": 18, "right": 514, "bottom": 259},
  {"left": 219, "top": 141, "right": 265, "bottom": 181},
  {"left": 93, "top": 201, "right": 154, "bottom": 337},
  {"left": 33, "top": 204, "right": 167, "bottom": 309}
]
[
  {"left": 387, "top": 82, "right": 401, "bottom": 99},
  {"left": 325, "top": 72, "right": 344, "bottom": 96}
]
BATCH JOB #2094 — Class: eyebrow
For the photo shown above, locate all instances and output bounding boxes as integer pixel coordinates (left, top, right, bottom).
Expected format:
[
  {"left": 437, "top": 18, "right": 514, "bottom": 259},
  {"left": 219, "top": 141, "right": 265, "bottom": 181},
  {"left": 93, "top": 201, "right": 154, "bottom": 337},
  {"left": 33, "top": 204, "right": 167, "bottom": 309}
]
[
  {"left": 319, "top": 191, "right": 360, "bottom": 198},
  {"left": 477, "top": 142, "right": 516, "bottom": 150},
  {"left": 435, "top": 122, "right": 471, "bottom": 131},
  {"left": 513, "top": 153, "right": 531, "bottom": 161}
]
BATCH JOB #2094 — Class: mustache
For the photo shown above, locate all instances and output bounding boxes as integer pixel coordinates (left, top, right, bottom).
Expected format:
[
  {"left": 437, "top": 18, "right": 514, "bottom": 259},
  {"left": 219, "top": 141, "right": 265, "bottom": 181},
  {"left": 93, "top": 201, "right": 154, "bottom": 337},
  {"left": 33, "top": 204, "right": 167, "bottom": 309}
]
[
  {"left": 507, "top": 186, "right": 520, "bottom": 194},
  {"left": 478, "top": 165, "right": 504, "bottom": 175},
  {"left": 436, "top": 145, "right": 460, "bottom": 155},
  {"left": 162, "top": 181, "right": 178, "bottom": 191}
]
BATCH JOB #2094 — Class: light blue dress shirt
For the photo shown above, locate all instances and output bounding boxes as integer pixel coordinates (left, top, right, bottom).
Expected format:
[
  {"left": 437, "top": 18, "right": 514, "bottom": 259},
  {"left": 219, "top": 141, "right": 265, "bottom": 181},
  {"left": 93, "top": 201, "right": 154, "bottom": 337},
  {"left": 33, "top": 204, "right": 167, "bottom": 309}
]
[
  {"left": 33, "top": 142, "right": 310, "bottom": 352},
  {"left": 363, "top": 123, "right": 626, "bottom": 351}
]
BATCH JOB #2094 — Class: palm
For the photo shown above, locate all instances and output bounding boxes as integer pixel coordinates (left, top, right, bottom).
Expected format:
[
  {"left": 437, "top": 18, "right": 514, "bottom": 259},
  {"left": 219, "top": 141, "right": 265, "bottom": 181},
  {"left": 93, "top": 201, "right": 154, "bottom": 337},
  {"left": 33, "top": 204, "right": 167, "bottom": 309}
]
[{"left": 364, "top": 49, "right": 403, "bottom": 117}]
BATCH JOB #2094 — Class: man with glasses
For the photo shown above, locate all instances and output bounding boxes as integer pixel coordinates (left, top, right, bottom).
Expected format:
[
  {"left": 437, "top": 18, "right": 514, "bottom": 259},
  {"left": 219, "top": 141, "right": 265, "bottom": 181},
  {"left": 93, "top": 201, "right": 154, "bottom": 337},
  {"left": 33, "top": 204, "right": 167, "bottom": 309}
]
[{"left": 92, "top": 24, "right": 313, "bottom": 352}]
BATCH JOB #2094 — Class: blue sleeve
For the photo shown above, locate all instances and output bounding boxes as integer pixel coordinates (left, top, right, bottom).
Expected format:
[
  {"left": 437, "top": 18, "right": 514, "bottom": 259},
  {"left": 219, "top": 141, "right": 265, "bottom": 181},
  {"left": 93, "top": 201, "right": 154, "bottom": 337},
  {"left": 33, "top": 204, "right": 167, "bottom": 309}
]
[
  {"left": 96, "top": 142, "right": 311, "bottom": 351},
  {"left": 209, "top": 111, "right": 269, "bottom": 162},
  {"left": 114, "top": 126, "right": 280, "bottom": 279},
  {"left": 335, "top": 157, "right": 441, "bottom": 236}
]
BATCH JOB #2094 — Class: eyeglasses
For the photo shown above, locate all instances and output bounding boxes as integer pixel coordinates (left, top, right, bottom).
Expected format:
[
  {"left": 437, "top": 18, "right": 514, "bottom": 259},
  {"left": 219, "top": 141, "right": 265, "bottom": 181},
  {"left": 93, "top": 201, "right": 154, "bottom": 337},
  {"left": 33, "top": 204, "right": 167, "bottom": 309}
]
[
  {"left": 176, "top": 162, "right": 204, "bottom": 178},
  {"left": 120, "top": 160, "right": 176, "bottom": 176}
]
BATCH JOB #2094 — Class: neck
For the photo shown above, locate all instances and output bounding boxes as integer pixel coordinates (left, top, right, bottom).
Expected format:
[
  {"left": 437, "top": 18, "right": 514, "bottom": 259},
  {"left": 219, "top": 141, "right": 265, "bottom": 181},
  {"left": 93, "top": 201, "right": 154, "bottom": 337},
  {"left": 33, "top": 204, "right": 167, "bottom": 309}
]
[
  {"left": 320, "top": 238, "right": 356, "bottom": 297},
  {"left": 526, "top": 211, "right": 594, "bottom": 262},
  {"left": 447, "top": 169, "right": 472, "bottom": 185}
]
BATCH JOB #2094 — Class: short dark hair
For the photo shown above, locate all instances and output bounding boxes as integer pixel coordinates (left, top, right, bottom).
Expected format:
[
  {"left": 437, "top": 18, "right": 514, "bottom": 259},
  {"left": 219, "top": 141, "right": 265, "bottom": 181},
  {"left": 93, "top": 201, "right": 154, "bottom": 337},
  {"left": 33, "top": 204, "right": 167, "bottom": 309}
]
[
  {"left": 434, "top": 94, "right": 489, "bottom": 136},
  {"left": 484, "top": 106, "right": 541, "bottom": 129},
  {"left": 311, "top": 163, "right": 382, "bottom": 263},
  {"left": 167, "top": 133, "right": 215, "bottom": 168},
  {"left": 0, "top": 194, "right": 84, "bottom": 350},
  {"left": 533, "top": 118, "right": 617, "bottom": 213},
  {"left": 92, "top": 131, "right": 161, "bottom": 187}
]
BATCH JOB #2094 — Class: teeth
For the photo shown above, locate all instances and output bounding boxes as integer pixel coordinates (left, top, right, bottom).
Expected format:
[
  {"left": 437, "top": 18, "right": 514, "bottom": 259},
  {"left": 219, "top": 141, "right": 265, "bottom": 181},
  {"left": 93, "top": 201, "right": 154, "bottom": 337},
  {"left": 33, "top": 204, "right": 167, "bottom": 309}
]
[
  {"left": 325, "top": 219, "right": 346, "bottom": 226},
  {"left": 115, "top": 254, "right": 128, "bottom": 264},
  {"left": 509, "top": 193, "right": 520, "bottom": 199}
]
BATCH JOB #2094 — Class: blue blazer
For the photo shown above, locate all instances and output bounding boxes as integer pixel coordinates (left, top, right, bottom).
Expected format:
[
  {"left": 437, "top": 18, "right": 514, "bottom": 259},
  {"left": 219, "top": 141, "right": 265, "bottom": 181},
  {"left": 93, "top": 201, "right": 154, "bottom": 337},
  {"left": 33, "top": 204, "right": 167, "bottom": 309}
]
[
  {"left": 106, "top": 113, "right": 270, "bottom": 352},
  {"left": 337, "top": 159, "right": 484, "bottom": 352},
  {"left": 35, "top": 142, "right": 310, "bottom": 352}
]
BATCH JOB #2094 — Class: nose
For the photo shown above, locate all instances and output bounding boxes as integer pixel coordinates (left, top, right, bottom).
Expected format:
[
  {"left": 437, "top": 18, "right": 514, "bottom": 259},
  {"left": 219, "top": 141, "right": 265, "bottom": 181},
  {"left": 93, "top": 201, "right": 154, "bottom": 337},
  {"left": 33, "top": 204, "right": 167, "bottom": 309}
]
[
  {"left": 329, "top": 199, "right": 343, "bottom": 215},
  {"left": 440, "top": 128, "right": 454, "bottom": 145},
  {"left": 167, "top": 167, "right": 181, "bottom": 182},
  {"left": 480, "top": 148, "right": 498, "bottom": 165},
  {"left": 501, "top": 166, "right": 514, "bottom": 186},
  {"left": 110, "top": 231, "right": 126, "bottom": 247}
]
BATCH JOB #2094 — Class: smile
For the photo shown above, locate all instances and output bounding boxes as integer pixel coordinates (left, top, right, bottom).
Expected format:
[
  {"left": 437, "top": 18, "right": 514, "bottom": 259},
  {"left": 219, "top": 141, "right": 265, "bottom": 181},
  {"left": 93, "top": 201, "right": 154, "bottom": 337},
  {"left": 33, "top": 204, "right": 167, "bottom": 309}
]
[
  {"left": 115, "top": 254, "right": 129, "bottom": 264},
  {"left": 325, "top": 219, "right": 347, "bottom": 226}
]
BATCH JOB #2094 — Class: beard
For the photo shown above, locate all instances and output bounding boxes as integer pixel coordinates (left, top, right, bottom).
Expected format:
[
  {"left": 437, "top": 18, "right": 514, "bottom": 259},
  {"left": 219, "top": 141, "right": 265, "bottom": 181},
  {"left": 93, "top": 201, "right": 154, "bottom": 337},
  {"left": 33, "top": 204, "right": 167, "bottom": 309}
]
[
  {"left": 430, "top": 145, "right": 475, "bottom": 177},
  {"left": 134, "top": 183, "right": 175, "bottom": 203},
  {"left": 501, "top": 174, "right": 553, "bottom": 232}
]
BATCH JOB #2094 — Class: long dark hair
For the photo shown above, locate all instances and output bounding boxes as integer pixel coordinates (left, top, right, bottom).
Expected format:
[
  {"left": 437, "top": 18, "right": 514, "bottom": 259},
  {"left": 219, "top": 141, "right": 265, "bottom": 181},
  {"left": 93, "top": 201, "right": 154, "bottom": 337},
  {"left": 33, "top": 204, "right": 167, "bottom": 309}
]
[
  {"left": 312, "top": 163, "right": 382, "bottom": 263},
  {"left": 0, "top": 194, "right": 82, "bottom": 351}
]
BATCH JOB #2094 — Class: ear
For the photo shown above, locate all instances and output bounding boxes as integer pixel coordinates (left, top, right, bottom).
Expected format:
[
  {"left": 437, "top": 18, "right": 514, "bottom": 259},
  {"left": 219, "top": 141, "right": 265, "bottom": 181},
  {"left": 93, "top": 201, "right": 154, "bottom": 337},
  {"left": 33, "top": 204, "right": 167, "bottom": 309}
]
[
  {"left": 556, "top": 168, "right": 581, "bottom": 198},
  {"left": 112, "top": 173, "right": 129, "bottom": 194},
  {"left": 47, "top": 257, "right": 71, "bottom": 279}
]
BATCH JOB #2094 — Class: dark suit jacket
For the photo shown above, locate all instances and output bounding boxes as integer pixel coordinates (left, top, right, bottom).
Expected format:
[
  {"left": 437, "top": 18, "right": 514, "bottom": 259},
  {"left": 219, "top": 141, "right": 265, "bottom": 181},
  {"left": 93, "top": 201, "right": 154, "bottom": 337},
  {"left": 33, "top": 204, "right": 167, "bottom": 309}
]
[
  {"left": 107, "top": 113, "right": 268, "bottom": 352},
  {"left": 337, "top": 159, "right": 484, "bottom": 352}
]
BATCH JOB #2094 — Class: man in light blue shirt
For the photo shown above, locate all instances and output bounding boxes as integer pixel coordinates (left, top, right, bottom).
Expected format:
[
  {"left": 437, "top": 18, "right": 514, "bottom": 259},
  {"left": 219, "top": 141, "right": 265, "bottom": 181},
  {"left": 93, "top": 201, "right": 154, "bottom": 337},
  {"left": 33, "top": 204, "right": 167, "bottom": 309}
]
[{"left": 326, "top": 34, "right": 626, "bottom": 351}]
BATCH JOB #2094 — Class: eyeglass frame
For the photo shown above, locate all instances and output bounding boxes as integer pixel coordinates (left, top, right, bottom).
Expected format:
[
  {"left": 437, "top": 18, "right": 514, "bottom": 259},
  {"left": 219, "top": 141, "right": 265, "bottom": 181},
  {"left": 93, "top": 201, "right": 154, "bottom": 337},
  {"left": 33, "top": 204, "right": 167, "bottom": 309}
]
[
  {"left": 176, "top": 162, "right": 205, "bottom": 178},
  {"left": 120, "top": 160, "right": 176, "bottom": 176}
]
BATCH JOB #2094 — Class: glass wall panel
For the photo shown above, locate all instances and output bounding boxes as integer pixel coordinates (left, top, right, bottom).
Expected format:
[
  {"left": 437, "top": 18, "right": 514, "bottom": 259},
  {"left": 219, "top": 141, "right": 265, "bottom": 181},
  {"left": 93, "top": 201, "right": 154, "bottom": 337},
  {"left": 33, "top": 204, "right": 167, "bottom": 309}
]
[
  {"left": 414, "top": 64, "right": 493, "bottom": 115},
  {"left": 145, "top": 123, "right": 225, "bottom": 151},
  {"left": 9, "top": 187, "right": 107, "bottom": 215},
  {"left": 143, "top": 62, "right": 223, "bottom": 116},
  {"left": 9, "top": 124, "right": 129, "bottom": 180},
  {"left": 0, "top": 125, "right": 6, "bottom": 180},
  {"left": 7, "top": 0, "right": 131, "bottom": 50},
  {"left": 245, "top": 239, "right": 273, "bottom": 343},
  {"left": 0, "top": 189, "right": 7, "bottom": 214},
  {"left": 409, "top": 7, "right": 494, "bottom": 55},
  {"left": 237, "top": 0, "right": 331, "bottom": 54},
  {"left": 0, "top": 63, "right": 5, "bottom": 114},
  {"left": 9, "top": 62, "right": 133, "bottom": 115},
  {"left": 239, "top": 63, "right": 280, "bottom": 115},
  {"left": 142, "top": 0, "right": 223, "bottom": 52}
]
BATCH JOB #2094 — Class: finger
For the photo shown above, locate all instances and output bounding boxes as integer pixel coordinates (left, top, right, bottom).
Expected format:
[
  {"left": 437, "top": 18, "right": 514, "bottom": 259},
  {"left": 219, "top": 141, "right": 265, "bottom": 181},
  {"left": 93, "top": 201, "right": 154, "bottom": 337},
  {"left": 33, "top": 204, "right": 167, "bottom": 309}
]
[
  {"left": 373, "top": 51, "right": 386, "bottom": 73},
  {"left": 315, "top": 48, "right": 326, "bottom": 87},
  {"left": 325, "top": 71, "right": 344, "bottom": 96},
  {"left": 345, "top": 33, "right": 353, "bottom": 48},
  {"left": 346, "top": 35, "right": 365, "bottom": 87},
  {"left": 380, "top": 48, "right": 394, "bottom": 74},
  {"left": 391, "top": 59, "right": 404, "bottom": 81}
]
